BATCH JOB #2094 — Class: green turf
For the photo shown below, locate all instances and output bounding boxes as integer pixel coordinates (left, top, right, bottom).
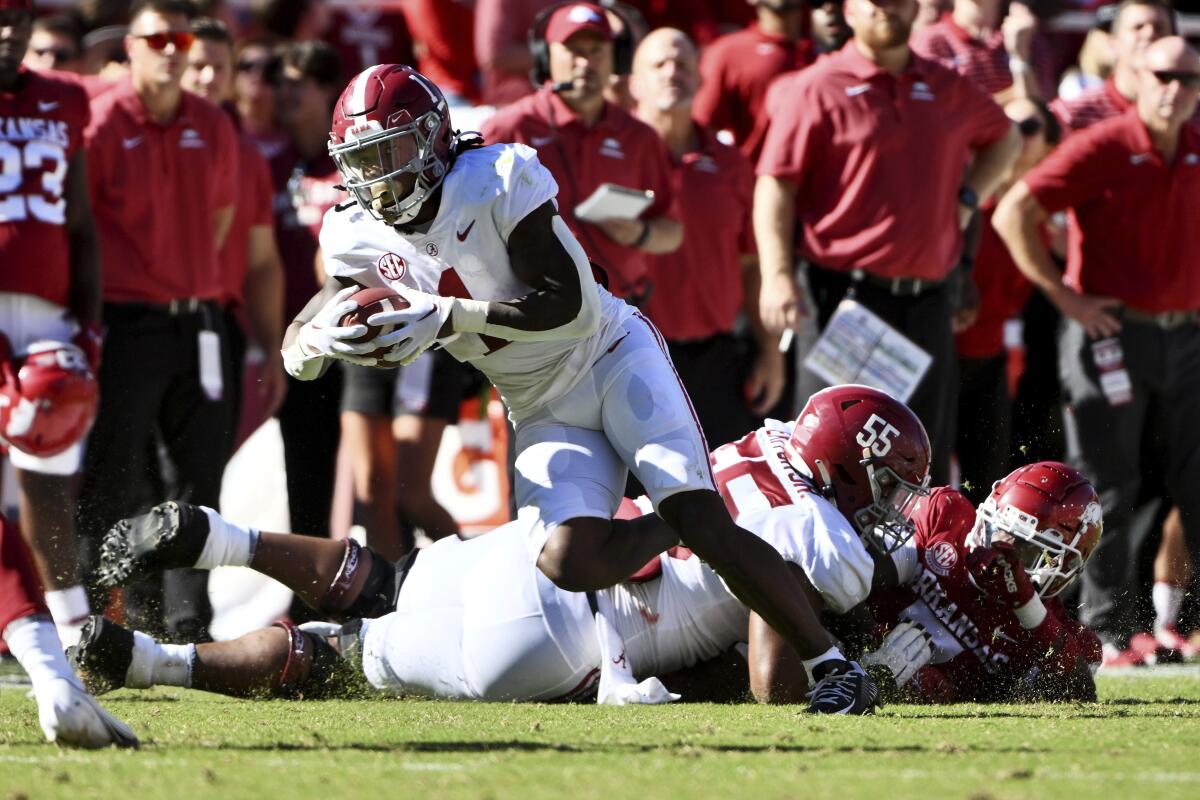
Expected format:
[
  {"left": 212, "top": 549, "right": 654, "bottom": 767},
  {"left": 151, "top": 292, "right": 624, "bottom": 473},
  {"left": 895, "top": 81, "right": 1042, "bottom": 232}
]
[{"left": 1, "top": 675, "right": 1198, "bottom": 800}]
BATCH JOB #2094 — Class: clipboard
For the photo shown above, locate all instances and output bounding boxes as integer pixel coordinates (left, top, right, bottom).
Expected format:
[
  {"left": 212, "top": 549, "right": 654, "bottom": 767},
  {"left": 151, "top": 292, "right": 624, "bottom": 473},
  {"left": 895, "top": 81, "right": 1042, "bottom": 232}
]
[{"left": 574, "top": 183, "right": 655, "bottom": 222}]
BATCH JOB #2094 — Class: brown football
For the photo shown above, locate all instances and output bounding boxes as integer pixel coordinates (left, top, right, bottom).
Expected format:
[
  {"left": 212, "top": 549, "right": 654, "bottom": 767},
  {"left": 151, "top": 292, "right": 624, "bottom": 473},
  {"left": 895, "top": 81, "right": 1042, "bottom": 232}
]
[{"left": 338, "top": 287, "right": 410, "bottom": 366}]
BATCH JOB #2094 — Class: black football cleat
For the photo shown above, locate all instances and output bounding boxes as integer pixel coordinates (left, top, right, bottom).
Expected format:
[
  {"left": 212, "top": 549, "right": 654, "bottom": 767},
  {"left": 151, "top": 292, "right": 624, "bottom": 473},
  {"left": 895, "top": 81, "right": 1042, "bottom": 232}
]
[
  {"left": 67, "top": 615, "right": 134, "bottom": 696},
  {"left": 98, "top": 501, "right": 210, "bottom": 588},
  {"left": 806, "top": 659, "right": 881, "bottom": 715}
]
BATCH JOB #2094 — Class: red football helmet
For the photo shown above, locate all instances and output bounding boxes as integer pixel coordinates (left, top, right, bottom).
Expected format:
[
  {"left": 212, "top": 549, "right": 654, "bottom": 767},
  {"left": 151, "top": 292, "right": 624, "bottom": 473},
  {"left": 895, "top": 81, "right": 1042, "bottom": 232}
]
[
  {"left": 328, "top": 64, "right": 454, "bottom": 226},
  {"left": 969, "top": 461, "right": 1103, "bottom": 598},
  {"left": 0, "top": 339, "right": 98, "bottom": 457},
  {"left": 789, "top": 384, "right": 931, "bottom": 552}
]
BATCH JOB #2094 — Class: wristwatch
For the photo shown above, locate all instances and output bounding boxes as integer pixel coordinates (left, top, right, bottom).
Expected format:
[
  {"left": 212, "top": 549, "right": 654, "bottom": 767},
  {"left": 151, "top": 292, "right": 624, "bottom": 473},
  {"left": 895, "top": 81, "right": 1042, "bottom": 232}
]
[{"left": 958, "top": 186, "right": 979, "bottom": 211}]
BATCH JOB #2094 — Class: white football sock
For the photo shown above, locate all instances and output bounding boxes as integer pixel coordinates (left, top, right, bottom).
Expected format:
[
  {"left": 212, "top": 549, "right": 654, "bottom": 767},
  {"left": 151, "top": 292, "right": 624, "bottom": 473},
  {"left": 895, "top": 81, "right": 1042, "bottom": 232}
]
[
  {"left": 126, "top": 630, "right": 194, "bottom": 689},
  {"left": 802, "top": 645, "right": 846, "bottom": 685},
  {"left": 1153, "top": 581, "right": 1184, "bottom": 632},
  {"left": 43, "top": 586, "right": 91, "bottom": 648},
  {"left": 194, "top": 506, "right": 258, "bottom": 571},
  {"left": 3, "top": 617, "right": 76, "bottom": 692}
]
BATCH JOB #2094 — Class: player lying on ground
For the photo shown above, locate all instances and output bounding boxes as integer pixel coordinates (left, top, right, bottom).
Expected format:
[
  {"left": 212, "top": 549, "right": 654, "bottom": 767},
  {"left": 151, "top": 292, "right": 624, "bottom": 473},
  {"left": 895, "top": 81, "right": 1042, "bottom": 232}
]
[
  {"left": 70, "top": 386, "right": 932, "bottom": 710},
  {"left": 0, "top": 512, "right": 136, "bottom": 748},
  {"left": 859, "top": 462, "right": 1104, "bottom": 702},
  {"left": 278, "top": 64, "right": 875, "bottom": 709}
]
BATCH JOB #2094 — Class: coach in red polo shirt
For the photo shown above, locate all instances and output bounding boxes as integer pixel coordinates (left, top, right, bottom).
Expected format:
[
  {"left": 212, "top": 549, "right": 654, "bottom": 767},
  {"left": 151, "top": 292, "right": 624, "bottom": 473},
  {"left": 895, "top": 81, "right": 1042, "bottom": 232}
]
[
  {"left": 78, "top": 0, "right": 237, "bottom": 641},
  {"left": 633, "top": 28, "right": 782, "bottom": 446},
  {"left": 692, "top": 1, "right": 813, "bottom": 161},
  {"left": 994, "top": 36, "right": 1200, "bottom": 656},
  {"left": 754, "top": 0, "right": 1019, "bottom": 483},
  {"left": 482, "top": 2, "right": 680, "bottom": 303}
]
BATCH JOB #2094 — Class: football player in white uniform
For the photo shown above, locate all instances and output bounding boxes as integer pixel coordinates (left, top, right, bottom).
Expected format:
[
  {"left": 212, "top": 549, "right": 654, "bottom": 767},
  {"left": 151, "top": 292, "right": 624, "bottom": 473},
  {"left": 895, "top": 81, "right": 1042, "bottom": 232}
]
[
  {"left": 71, "top": 386, "right": 931, "bottom": 711},
  {"left": 274, "top": 64, "right": 875, "bottom": 708}
]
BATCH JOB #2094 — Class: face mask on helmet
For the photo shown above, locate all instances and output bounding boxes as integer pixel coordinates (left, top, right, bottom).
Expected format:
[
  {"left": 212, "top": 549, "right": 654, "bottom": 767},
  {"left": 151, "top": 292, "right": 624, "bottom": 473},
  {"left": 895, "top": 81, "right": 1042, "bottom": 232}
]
[
  {"left": 851, "top": 457, "right": 930, "bottom": 554},
  {"left": 330, "top": 109, "right": 447, "bottom": 226},
  {"left": 970, "top": 496, "right": 1091, "bottom": 598}
]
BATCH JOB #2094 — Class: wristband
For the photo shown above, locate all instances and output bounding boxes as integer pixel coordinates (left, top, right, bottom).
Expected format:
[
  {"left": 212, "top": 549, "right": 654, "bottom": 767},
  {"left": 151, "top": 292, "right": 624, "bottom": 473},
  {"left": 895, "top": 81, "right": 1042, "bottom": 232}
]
[
  {"left": 281, "top": 342, "right": 325, "bottom": 381},
  {"left": 632, "top": 219, "right": 652, "bottom": 250},
  {"left": 1008, "top": 56, "right": 1030, "bottom": 75},
  {"left": 448, "top": 297, "right": 490, "bottom": 335},
  {"left": 1013, "top": 593, "right": 1048, "bottom": 629}
]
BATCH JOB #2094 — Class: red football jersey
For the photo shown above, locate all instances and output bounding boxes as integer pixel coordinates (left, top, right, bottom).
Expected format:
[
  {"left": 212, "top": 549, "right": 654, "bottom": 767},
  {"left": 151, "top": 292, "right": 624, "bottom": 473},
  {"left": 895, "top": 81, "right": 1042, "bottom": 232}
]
[
  {"left": 869, "top": 487, "right": 1099, "bottom": 701},
  {"left": 0, "top": 68, "right": 90, "bottom": 306}
]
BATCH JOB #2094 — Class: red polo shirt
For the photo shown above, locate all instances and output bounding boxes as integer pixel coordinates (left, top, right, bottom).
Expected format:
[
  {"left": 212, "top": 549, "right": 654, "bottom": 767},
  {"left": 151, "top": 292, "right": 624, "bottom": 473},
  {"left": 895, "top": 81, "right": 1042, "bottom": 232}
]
[
  {"left": 221, "top": 132, "right": 275, "bottom": 307},
  {"left": 474, "top": 0, "right": 557, "bottom": 107},
  {"left": 692, "top": 23, "right": 813, "bottom": 161},
  {"left": 644, "top": 126, "right": 754, "bottom": 341},
  {"left": 910, "top": 15, "right": 1012, "bottom": 95},
  {"left": 482, "top": 88, "right": 676, "bottom": 297},
  {"left": 0, "top": 68, "right": 90, "bottom": 307},
  {"left": 1050, "top": 78, "right": 1131, "bottom": 135},
  {"left": 86, "top": 83, "right": 238, "bottom": 304},
  {"left": 1022, "top": 110, "right": 1200, "bottom": 313},
  {"left": 756, "top": 44, "right": 1011, "bottom": 281},
  {"left": 401, "top": 0, "right": 480, "bottom": 102},
  {"left": 270, "top": 147, "right": 346, "bottom": 320}
]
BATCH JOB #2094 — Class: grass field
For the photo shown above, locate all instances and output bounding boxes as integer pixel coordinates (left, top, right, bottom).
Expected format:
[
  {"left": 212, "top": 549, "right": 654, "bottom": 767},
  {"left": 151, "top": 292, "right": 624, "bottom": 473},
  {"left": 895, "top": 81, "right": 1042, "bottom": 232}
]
[{"left": 2, "top": 671, "right": 1199, "bottom": 800}]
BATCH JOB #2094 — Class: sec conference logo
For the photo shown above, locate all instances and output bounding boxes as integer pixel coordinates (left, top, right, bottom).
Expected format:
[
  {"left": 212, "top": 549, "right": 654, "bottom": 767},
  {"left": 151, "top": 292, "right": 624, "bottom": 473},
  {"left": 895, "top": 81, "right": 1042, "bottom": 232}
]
[
  {"left": 377, "top": 253, "right": 406, "bottom": 282},
  {"left": 925, "top": 542, "right": 958, "bottom": 576}
]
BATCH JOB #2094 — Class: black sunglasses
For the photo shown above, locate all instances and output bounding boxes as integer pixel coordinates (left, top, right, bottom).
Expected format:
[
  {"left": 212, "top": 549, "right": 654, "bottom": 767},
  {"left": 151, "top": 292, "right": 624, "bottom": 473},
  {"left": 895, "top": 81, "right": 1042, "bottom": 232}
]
[{"left": 1152, "top": 70, "right": 1200, "bottom": 88}]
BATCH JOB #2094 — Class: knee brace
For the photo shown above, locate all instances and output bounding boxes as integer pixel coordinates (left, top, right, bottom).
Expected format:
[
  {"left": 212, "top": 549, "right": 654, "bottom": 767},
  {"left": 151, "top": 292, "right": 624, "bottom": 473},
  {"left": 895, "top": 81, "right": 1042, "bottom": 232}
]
[
  {"left": 320, "top": 540, "right": 398, "bottom": 621},
  {"left": 273, "top": 621, "right": 368, "bottom": 699}
]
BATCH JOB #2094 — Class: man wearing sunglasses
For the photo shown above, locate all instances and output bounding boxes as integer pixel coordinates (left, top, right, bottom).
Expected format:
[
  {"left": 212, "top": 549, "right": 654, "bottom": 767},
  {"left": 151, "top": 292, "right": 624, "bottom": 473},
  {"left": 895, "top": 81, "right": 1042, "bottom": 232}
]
[
  {"left": 21, "top": 13, "right": 83, "bottom": 74},
  {"left": 76, "top": 0, "right": 239, "bottom": 643},
  {"left": 994, "top": 36, "right": 1200, "bottom": 668}
]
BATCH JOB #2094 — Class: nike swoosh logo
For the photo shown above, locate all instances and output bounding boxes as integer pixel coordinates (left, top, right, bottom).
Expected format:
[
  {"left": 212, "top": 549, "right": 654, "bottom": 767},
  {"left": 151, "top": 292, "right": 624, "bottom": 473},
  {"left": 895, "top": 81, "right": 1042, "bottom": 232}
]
[
  {"left": 845, "top": 84, "right": 870, "bottom": 97},
  {"left": 122, "top": 136, "right": 144, "bottom": 150},
  {"left": 456, "top": 220, "right": 475, "bottom": 241},
  {"left": 531, "top": 136, "right": 556, "bottom": 146},
  {"left": 38, "top": 100, "right": 59, "bottom": 112}
]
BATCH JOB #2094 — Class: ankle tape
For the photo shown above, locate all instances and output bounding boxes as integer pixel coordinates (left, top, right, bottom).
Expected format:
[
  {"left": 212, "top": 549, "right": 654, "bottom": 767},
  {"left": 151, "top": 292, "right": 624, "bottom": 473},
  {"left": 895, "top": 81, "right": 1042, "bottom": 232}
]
[{"left": 321, "top": 540, "right": 397, "bottom": 621}]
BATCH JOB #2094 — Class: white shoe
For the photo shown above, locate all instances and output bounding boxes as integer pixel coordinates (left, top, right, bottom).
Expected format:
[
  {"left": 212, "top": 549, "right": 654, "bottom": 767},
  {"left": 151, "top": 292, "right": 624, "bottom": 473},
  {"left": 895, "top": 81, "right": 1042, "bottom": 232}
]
[{"left": 36, "top": 677, "right": 139, "bottom": 749}]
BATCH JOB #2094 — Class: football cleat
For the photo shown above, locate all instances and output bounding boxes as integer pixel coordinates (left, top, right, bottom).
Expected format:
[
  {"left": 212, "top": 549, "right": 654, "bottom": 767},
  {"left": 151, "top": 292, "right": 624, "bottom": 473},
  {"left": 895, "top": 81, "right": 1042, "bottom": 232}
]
[
  {"left": 66, "top": 615, "right": 134, "bottom": 696},
  {"left": 1153, "top": 626, "right": 1200, "bottom": 662},
  {"left": 98, "top": 501, "right": 209, "bottom": 587},
  {"left": 806, "top": 659, "right": 881, "bottom": 715},
  {"left": 1099, "top": 633, "right": 1159, "bottom": 669},
  {"left": 36, "top": 676, "right": 139, "bottom": 749}
]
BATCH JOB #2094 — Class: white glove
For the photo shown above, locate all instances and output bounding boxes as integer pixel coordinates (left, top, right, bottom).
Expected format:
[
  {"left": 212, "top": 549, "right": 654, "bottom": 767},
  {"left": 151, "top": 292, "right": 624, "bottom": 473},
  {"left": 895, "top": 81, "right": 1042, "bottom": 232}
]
[
  {"left": 860, "top": 620, "right": 935, "bottom": 689},
  {"left": 366, "top": 287, "right": 455, "bottom": 366},
  {"left": 598, "top": 676, "right": 681, "bottom": 706},
  {"left": 295, "top": 286, "right": 380, "bottom": 366},
  {"left": 37, "top": 677, "right": 139, "bottom": 749}
]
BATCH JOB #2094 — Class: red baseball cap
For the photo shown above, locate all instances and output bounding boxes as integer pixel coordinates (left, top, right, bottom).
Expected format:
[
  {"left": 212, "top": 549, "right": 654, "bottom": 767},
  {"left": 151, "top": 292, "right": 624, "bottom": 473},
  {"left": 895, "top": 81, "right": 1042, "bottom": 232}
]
[{"left": 544, "top": 3, "right": 613, "bottom": 45}]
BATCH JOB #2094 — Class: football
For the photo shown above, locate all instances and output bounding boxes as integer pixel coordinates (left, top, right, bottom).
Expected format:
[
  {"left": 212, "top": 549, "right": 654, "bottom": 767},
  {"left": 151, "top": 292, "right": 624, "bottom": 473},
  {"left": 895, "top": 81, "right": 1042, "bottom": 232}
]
[{"left": 338, "top": 287, "right": 409, "bottom": 365}]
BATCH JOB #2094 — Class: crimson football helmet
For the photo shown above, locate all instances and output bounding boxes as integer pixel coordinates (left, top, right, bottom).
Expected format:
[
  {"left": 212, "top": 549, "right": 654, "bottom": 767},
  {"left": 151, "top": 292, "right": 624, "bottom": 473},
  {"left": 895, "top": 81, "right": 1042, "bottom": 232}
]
[
  {"left": 0, "top": 339, "right": 98, "bottom": 457},
  {"left": 328, "top": 64, "right": 454, "bottom": 226},
  {"left": 788, "top": 384, "right": 931, "bottom": 553},
  {"left": 969, "top": 461, "right": 1103, "bottom": 598}
]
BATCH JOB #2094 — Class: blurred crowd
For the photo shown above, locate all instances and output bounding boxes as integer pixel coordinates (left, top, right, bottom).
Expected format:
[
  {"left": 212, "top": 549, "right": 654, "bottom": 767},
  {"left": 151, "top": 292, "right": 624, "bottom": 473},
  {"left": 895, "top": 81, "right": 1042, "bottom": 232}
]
[{"left": 2, "top": 0, "right": 1199, "bottom": 671}]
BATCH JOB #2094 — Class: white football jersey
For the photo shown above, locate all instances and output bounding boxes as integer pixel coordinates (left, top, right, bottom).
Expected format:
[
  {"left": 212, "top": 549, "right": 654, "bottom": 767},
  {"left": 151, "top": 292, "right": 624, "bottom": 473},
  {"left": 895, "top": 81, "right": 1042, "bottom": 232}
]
[
  {"left": 600, "top": 421, "right": 878, "bottom": 677},
  {"left": 320, "top": 143, "right": 633, "bottom": 419},
  {"left": 710, "top": 420, "right": 877, "bottom": 614}
]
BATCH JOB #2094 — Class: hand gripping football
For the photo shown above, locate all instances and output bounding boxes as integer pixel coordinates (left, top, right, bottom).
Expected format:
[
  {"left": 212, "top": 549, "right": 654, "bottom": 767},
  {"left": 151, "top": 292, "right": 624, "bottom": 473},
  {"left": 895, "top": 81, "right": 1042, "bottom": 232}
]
[{"left": 338, "top": 287, "right": 410, "bottom": 364}]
